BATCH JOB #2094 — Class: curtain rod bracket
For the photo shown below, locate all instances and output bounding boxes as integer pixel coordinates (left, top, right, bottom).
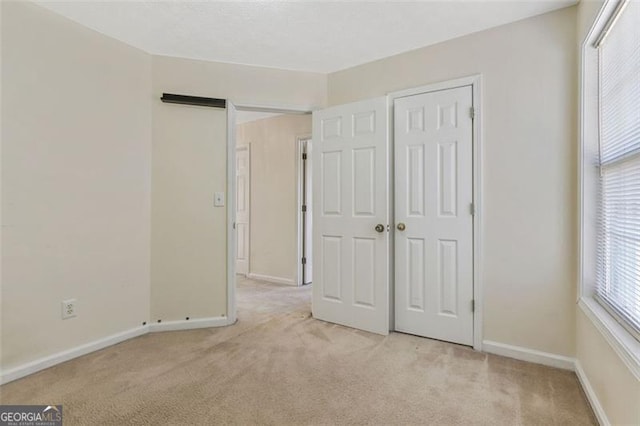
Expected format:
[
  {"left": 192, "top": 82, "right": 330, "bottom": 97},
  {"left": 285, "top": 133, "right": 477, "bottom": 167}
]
[{"left": 161, "top": 93, "right": 226, "bottom": 108}]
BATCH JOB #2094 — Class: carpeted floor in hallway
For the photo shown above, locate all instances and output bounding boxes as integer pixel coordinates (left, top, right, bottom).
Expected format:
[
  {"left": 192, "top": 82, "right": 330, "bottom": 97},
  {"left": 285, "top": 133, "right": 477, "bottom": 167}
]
[{"left": 0, "top": 276, "right": 596, "bottom": 425}]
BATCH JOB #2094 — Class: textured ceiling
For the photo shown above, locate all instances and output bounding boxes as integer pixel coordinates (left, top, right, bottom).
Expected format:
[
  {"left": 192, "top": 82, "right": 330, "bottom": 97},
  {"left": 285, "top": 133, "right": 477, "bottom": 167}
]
[{"left": 36, "top": 1, "right": 576, "bottom": 73}]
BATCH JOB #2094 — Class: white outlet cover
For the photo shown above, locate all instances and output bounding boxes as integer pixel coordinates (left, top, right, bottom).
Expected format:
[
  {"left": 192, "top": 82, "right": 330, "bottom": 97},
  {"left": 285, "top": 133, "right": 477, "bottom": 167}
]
[
  {"left": 214, "top": 192, "right": 225, "bottom": 207},
  {"left": 61, "top": 299, "right": 77, "bottom": 319}
]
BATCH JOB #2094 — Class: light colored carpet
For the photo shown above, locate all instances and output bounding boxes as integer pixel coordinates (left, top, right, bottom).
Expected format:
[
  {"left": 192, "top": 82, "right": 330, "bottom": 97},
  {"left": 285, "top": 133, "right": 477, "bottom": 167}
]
[{"left": 0, "top": 276, "right": 595, "bottom": 425}]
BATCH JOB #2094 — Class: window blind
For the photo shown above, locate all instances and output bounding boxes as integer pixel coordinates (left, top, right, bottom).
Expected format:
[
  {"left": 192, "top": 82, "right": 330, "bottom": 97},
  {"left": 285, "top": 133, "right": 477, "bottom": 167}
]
[{"left": 596, "top": 0, "right": 640, "bottom": 335}]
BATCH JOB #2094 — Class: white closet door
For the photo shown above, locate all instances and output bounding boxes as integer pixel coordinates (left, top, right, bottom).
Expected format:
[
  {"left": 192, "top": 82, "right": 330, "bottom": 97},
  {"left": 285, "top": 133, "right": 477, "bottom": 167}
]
[
  {"left": 394, "top": 86, "right": 474, "bottom": 345},
  {"left": 312, "top": 97, "right": 390, "bottom": 335}
]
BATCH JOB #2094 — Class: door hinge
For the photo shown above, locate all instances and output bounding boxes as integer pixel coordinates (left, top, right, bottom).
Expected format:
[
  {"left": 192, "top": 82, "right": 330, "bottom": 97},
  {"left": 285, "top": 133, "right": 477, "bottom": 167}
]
[
  {"left": 302, "top": 257, "right": 307, "bottom": 265},
  {"left": 302, "top": 153, "right": 307, "bottom": 160},
  {"left": 470, "top": 107, "right": 475, "bottom": 120},
  {"left": 471, "top": 299, "right": 475, "bottom": 312},
  {"left": 302, "top": 205, "right": 307, "bottom": 212},
  {"left": 470, "top": 203, "right": 475, "bottom": 216}
]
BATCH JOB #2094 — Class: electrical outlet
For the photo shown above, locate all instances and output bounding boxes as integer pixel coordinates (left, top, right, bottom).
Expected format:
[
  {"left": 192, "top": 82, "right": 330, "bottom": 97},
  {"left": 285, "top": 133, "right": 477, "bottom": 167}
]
[{"left": 61, "top": 299, "right": 77, "bottom": 319}]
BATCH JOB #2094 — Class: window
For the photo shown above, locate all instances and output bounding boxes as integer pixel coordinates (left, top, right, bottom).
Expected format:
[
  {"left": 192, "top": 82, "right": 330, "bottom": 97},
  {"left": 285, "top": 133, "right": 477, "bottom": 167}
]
[{"left": 595, "top": 0, "right": 640, "bottom": 338}]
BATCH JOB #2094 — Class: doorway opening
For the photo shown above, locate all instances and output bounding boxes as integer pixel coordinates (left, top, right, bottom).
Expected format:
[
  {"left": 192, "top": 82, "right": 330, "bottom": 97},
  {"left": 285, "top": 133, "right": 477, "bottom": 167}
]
[{"left": 230, "top": 105, "right": 314, "bottom": 321}]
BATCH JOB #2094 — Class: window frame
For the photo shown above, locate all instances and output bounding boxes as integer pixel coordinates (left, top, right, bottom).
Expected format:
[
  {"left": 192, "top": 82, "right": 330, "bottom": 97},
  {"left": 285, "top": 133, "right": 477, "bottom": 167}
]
[{"left": 579, "top": 0, "right": 640, "bottom": 379}]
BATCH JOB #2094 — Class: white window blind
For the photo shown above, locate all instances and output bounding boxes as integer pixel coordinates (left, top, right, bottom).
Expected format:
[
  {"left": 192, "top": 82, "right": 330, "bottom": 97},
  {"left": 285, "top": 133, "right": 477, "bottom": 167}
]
[{"left": 596, "top": 0, "right": 640, "bottom": 336}]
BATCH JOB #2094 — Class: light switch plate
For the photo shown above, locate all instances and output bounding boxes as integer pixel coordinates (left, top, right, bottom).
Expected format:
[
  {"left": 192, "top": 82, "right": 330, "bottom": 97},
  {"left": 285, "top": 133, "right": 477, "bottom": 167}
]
[{"left": 214, "top": 192, "right": 225, "bottom": 207}]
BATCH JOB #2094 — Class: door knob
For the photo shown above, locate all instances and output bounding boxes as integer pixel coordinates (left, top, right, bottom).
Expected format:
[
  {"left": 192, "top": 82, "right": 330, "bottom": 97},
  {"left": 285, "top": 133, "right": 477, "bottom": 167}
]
[
  {"left": 375, "top": 224, "right": 385, "bottom": 233},
  {"left": 397, "top": 223, "right": 406, "bottom": 231}
]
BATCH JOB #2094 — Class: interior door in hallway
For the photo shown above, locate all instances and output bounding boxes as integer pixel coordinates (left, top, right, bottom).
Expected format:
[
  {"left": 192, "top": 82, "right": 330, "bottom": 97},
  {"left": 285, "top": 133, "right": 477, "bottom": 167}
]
[
  {"left": 394, "top": 86, "right": 474, "bottom": 346},
  {"left": 236, "top": 145, "right": 250, "bottom": 276},
  {"left": 312, "top": 97, "right": 390, "bottom": 335}
]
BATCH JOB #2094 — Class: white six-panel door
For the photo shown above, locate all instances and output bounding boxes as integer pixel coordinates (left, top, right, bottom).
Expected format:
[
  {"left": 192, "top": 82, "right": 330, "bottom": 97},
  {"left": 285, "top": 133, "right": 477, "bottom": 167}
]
[
  {"left": 236, "top": 145, "right": 250, "bottom": 276},
  {"left": 394, "top": 86, "right": 474, "bottom": 346},
  {"left": 312, "top": 97, "right": 389, "bottom": 335}
]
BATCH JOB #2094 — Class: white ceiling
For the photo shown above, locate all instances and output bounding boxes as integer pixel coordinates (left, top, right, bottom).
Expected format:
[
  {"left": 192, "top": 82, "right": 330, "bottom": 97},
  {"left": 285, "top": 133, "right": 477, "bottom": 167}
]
[{"left": 36, "top": 0, "right": 576, "bottom": 73}]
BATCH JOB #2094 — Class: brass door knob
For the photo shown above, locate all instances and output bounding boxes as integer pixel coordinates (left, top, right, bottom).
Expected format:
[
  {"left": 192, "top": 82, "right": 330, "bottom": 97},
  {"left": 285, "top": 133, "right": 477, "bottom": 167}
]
[
  {"left": 375, "top": 224, "right": 385, "bottom": 233},
  {"left": 397, "top": 223, "right": 406, "bottom": 231}
]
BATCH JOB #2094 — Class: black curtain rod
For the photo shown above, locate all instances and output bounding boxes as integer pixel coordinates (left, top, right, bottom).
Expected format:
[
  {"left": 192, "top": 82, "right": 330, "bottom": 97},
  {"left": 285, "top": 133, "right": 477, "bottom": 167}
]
[{"left": 161, "top": 93, "right": 226, "bottom": 109}]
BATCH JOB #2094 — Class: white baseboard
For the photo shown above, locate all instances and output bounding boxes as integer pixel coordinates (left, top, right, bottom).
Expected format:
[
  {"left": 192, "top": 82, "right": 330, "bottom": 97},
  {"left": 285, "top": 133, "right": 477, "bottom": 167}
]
[
  {"left": 1, "top": 316, "right": 234, "bottom": 385},
  {"left": 482, "top": 341, "right": 611, "bottom": 424},
  {"left": 148, "top": 316, "right": 231, "bottom": 332},
  {"left": 482, "top": 340, "right": 575, "bottom": 370},
  {"left": 0, "top": 325, "right": 148, "bottom": 385},
  {"left": 247, "top": 272, "right": 295, "bottom": 286},
  {"left": 575, "top": 360, "right": 610, "bottom": 426}
]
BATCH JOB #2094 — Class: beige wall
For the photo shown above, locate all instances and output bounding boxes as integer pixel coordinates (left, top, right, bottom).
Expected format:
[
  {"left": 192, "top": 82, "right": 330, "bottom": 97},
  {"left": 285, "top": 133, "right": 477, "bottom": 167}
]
[
  {"left": 328, "top": 7, "right": 578, "bottom": 357},
  {"left": 237, "top": 115, "right": 312, "bottom": 283},
  {"left": 575, "top": 1, "right": 640, "bottom": 424},
  {"left": 150, "top": 56, "right": 326, "bottom": 319},
  {"left": 1, "top": 2, "right": 151, "bottom": 370},
  {"left": 576, "top": 310, "right": 640, "bottom": 425},
  {"left": 0, "top": 0, "right": 5, "bottom": 368},
  {"left": 150, "top": 104, "right": 228, "bottom": 321},
  {"left": 0, "top": 2, "right": 328, "bottom": 370}
]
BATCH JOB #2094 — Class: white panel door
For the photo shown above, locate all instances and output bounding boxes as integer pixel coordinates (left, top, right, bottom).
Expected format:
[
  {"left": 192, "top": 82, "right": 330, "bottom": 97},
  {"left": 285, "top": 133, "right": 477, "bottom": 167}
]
[
  {"left": 394, "top": 86, "right": 474, "bottom": 346},
  {"left": 236, "top": 145, "right": 250, "bottom": 276},
  {"left": 312, "top": 97, "right": 389, "bottom": 335}
]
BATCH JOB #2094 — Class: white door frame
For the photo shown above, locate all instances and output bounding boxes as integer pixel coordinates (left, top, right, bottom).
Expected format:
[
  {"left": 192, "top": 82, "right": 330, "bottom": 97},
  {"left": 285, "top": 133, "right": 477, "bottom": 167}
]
[
  {"left": 296, "top": 134, "right": 312, "bottom": 286},
  {"left": 226, "top": 103, "right": 314, "bottom": 322},
  {"left": 227, "top": 101, "right": 237, "bottom": 325},
  {"left": 388, "top": 74, "right": 483, "bottom": 351}
]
